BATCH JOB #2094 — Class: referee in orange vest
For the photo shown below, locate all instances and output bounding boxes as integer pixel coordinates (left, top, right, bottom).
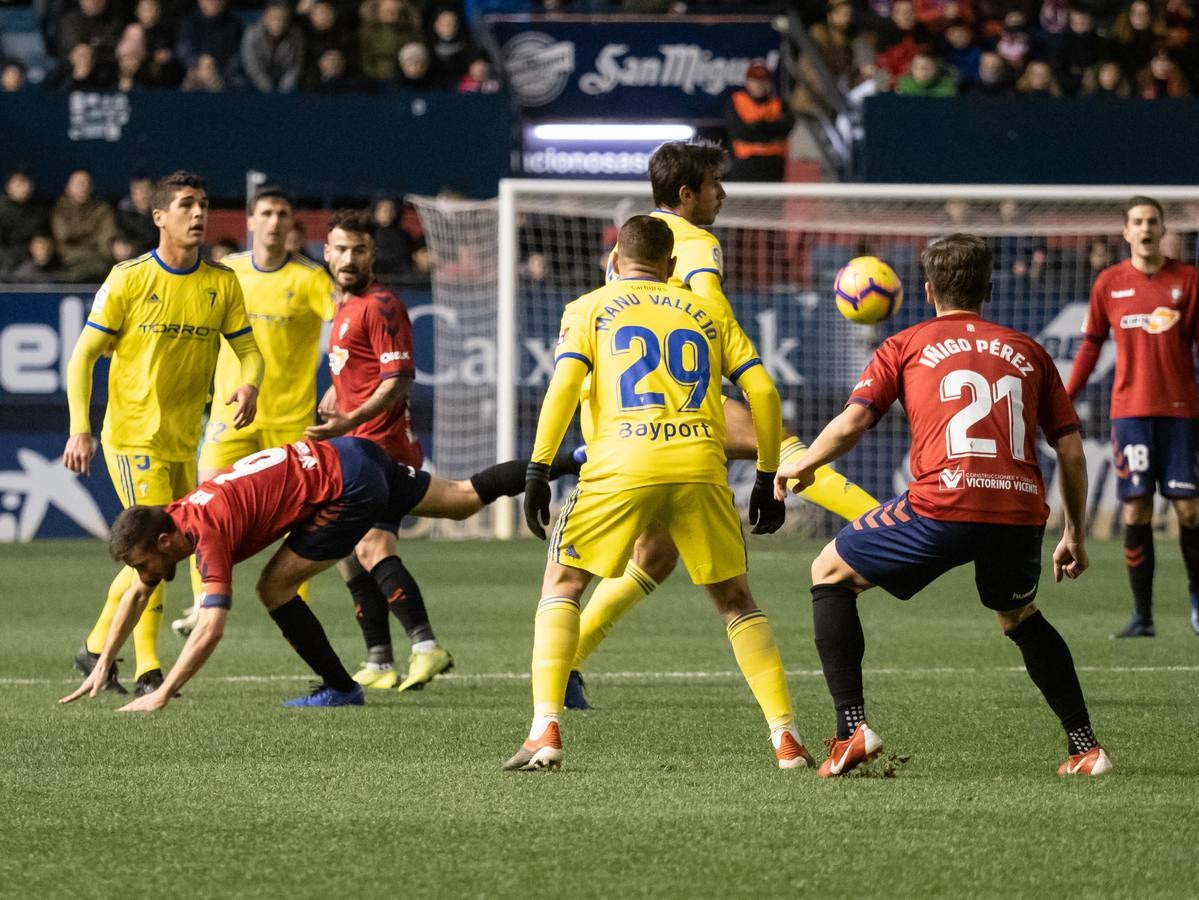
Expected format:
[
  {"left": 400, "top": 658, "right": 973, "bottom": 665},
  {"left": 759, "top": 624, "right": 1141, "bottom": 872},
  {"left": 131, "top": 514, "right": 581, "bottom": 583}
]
[{"left": 726, "top": 61, "right": 795, "bottom": 182}]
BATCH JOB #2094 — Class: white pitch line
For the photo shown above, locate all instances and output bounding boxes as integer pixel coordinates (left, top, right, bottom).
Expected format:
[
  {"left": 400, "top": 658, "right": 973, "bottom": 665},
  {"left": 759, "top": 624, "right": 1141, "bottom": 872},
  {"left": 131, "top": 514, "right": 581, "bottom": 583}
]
[{"left": 4, "top": 665, "right": 1198, "bottom": 687}]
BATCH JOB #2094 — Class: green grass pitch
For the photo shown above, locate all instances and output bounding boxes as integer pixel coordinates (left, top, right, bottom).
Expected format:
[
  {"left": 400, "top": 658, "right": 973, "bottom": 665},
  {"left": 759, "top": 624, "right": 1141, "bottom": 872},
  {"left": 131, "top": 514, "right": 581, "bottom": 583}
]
[{"left": 1, "top": 537, "right": 1196, "bottom": 899}]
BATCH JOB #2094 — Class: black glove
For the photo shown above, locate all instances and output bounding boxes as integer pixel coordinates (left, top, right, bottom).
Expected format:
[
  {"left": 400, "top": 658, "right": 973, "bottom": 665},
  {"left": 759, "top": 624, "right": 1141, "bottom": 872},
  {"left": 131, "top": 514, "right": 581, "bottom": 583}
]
[
  {"left": 524, "top": 461, "right": 552, "bottom": 540},
  {"left": 748, "top": 469, "right": 786, "bottom": 535}
]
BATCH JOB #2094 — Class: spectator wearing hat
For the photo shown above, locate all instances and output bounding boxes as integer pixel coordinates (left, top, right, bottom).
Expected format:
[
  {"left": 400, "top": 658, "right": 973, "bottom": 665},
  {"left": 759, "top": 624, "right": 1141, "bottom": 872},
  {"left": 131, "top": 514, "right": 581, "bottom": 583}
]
[{"left": 725, "top": 61, "right": 794, "bottom": 182}]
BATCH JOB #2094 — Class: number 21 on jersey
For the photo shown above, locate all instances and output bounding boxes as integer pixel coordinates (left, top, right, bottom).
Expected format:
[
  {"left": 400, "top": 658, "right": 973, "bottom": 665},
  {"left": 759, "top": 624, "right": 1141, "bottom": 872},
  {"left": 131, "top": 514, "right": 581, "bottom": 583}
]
[{"left": 941, "top": 369, "right": 1026, "bottom": 460}]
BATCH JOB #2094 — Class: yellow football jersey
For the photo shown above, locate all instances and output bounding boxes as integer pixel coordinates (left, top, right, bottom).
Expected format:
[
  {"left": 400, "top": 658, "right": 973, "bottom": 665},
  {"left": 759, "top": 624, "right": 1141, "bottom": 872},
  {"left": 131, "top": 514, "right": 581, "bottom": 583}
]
[
  {"left": 209, "top": 252, "right": 336, "bottom": 431},
  {"left": 86, "top": 251, "right": 251, "bottom": 461},
  {"left": 606, "top": 210, "right": 726, "bottom": 300},
  {"left": 555, "top": 277, "right": 764, "bottom": 491}
]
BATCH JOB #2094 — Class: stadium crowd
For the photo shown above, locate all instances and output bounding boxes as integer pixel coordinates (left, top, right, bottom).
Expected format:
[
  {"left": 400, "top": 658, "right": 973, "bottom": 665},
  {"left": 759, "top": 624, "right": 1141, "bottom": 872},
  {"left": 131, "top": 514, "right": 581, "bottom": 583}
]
[
  {"left": 0, "top": 0, "right": 502, "bottom": 93},
  {"left": 0, "top": 164, "right": 429, "bottom": 282},
  {"left": 798, "top": 0, "right": 1199, "bottom": 105}
]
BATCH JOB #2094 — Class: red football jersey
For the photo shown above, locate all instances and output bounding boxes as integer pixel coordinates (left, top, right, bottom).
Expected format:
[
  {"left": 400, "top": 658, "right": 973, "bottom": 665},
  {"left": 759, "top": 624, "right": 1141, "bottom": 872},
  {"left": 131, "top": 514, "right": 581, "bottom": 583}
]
[
  {"left": 327, "top": 284, "right": 423, "bottom": 467},
  {"left": 848, "top": 313, "right": 1080, "bottom": 525},
  {"left": 169, "top": 440, "right": 344, "bottom": 587},
  {"left": 1081, "top": 259, "right": 1199, "bottom": 419}
]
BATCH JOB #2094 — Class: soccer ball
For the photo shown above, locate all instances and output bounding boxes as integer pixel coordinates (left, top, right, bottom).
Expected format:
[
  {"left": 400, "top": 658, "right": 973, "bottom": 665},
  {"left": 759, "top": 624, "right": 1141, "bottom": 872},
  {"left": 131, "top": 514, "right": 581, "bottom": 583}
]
[{"left": 834, "top": 257, "right": 903, "bottom": 325}]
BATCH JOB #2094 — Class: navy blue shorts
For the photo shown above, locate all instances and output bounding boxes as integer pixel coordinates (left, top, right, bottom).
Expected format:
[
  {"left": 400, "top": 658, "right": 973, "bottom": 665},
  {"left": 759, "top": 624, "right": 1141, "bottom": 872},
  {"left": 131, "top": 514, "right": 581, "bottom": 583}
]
[
  {"left": 834, "top": 494, "right": 1045, "bottom": 611},
  {"left": 1111, "top": 417, "right": 1199, "bottom": 500},
  {"left": 284, "top": 437, "right": 431, "bottom": 561}
]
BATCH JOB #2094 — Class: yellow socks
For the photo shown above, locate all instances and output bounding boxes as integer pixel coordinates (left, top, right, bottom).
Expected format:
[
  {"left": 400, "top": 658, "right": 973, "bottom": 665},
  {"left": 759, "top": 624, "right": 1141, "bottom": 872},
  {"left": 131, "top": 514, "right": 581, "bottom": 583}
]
[
  {"left": 726, "top": 610, "right": 796, "bottom": 732},
  {"left": 531, "top": 595, "right": 581, "bottom": 718},
  {"left": 85, "top": 566, "right": 135, "bottom": 654},
  {"left": 572, "top": 562, "right": 657, "bottom": 669},
  {"left": 85, "top": 566, "right": 164, "bottom": 678},
  {"left": 781, "top": 436, "right": 879, "bottom": 521},
  {"left": 132, "top": 583, "right": 164, "bottom": 678}
]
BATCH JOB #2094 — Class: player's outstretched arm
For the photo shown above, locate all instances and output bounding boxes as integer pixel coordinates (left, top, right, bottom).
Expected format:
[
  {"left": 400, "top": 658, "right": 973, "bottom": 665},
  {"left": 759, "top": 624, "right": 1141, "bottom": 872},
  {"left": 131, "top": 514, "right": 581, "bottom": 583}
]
[
  {"left": 120, "top": 598, "right": 230, "bottom": 712},
  {"left": 63, "top": 326, "right": 112, "bottom": 475},
  {"left": 59, "top": 576, "right": 156, "bottom": 704},
  {"left": 1052, "top": 431, "right": 1089, "bottom": 582},
  {"left": 775, "top": 404, "right": 874, "bottom": 501}
]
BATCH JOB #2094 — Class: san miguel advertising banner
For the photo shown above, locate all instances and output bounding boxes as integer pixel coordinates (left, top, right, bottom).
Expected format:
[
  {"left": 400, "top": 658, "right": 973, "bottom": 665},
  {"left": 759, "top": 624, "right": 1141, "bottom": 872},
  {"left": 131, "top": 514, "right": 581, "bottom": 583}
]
[{"left": 487, "top": 16, "right": 784, "bottom": 121}]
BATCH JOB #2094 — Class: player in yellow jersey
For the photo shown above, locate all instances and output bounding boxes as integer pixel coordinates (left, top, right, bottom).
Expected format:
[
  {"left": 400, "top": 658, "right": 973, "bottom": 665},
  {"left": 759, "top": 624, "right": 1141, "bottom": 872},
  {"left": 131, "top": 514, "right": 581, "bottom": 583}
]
[
  {"left": 63, "top": 171, "right": 264, "bottom": 696},
  {"left": 170, "top": 186, "right": 337, "bottom": 638},
  {"left": 565, "top": 141, "right": 879, "bottom": 708},
  {"left": 503, "top": 215, "right": 814, "bottom": 771}
]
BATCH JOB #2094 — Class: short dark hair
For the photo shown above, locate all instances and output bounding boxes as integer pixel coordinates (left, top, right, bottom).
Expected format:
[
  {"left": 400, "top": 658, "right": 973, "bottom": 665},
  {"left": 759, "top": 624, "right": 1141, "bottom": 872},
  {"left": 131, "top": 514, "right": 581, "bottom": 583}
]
[
  {"left": 1124, "top": 195, "right": 1164, "bottom": 224},
  {"left": 617, "top": 215, "right": 674, "bottom": 267},
  {"left": 921, "top": 233, "right": 993, "bottom": 311},
  {"left": 248, "top": 184, "right": 293, "bottom": 215},
  {"left": 108, "top": 505, "right": 176, "bottom": 562},
  {"left": 152, "top": 170, "right": 205, "bottom": 212},
  {"left": 649, "top": 140, "right": 727, "bottom": 209},
  {"left": 327, "top": 208, "right": 375, "bottom": 240}
]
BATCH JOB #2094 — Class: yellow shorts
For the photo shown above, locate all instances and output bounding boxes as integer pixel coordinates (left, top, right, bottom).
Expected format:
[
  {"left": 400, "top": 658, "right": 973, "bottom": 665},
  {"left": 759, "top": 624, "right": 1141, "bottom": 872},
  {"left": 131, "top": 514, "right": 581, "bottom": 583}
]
[
  {"left": 549, "top": 482, "right": 746, "bottom": 584},
  {"left": 104, "top": 446, "right": 196, "bottom": 508},
  {"left": 198, "top": 422, "right": 307, "bottom": 472}
]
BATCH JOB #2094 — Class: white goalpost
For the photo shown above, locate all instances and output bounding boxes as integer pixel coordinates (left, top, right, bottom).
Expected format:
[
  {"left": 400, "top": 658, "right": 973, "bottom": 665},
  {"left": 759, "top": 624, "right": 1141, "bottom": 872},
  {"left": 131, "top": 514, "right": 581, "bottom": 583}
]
[{"left": 411, "top": 181, "right": 1199, "bottom": 540}]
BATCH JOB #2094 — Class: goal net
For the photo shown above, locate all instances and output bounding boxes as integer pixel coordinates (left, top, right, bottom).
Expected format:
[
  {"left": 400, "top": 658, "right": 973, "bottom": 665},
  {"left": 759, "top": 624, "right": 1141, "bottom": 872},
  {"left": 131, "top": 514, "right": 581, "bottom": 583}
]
[{"left": 412, "top": 182, "right": 1199, "bottom": 539}]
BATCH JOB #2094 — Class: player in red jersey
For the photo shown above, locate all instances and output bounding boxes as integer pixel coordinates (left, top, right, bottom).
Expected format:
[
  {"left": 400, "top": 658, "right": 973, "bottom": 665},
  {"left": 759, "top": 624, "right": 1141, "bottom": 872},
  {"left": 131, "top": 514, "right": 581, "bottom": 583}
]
[
  {"left": 1066, "top": 196, "right": 1199, "bottom": 638},
  {"left": 777, "top": 234, "right": 1111, "bottom": 777},
  {"left": 59, "top": 437, "right": 539, "bottom": 711},
  {"left": 307, "top": 210, "right": 453, "bottom": 693}
]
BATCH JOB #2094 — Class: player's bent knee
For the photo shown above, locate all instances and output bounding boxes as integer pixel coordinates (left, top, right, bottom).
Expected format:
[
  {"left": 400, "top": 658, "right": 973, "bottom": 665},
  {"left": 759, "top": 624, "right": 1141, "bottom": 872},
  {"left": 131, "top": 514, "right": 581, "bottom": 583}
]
[
  {"left": 811, "top": 541, "right": 852, "bottom": 585},
  {"left": 1122, "top": 498, "right": 1154, "bottom": 526},
  {"left": 706, "top": 578, "right": 756, "bottom": 617},
  {"left": 1173, "top": 499, "right": 1199, "bottom": 528},
  {"left": 354, "top": 529, "right": 396, "bottom": 570},
  {"left": 997, "top": 601, "right": 1038, "bottom": 633}
]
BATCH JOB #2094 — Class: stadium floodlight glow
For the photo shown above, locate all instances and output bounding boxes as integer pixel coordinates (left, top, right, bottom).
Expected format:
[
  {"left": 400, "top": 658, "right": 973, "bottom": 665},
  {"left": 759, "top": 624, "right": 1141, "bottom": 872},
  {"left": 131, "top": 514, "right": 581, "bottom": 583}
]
[{"left": 529, "top": 123, "right": 697, "bottom": 142}]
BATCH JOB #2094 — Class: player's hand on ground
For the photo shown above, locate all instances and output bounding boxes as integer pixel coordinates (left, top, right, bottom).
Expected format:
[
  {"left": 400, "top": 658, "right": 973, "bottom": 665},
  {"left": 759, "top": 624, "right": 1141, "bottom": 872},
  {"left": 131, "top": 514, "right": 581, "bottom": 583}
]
[
  {"left": 773, "top": 462, "right": 814, "bottom": 501},
  {"left": 749, "top": 470, "right": 786, "bottom": 534},
  {"left": 523, "top": 462, "right": 552, "bottom": 540},
  {"left": 118, "top": 690, "right": 169, "bottom": 713},
  {"left": 305, "top": 411, "right": 355, "bottom": 441},
  {"left": 58, "top": 671, "right": 105, "bottom": 704},
  {"left": 228, "top": 384, "right": 259, "bottom": 429},
  {"left": 63, "top": 433, "right": 97, "bottom": 475},
  {"left": 1052, "top": 536, "right": 1089, "bottom": 582}
]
